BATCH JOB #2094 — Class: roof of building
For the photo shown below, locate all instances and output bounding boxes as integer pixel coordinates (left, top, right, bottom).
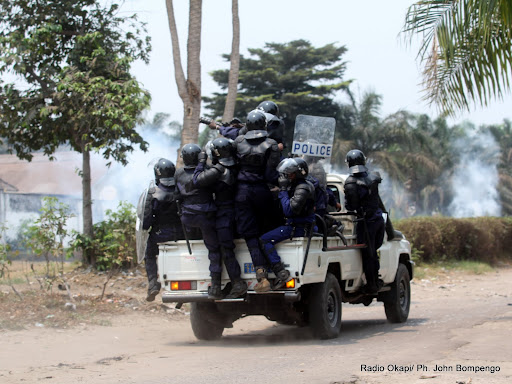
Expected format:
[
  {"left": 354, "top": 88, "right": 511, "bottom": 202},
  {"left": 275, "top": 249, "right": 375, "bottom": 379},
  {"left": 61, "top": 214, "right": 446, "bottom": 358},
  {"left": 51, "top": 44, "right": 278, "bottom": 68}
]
[{"left": 0, "top": 151, "right": 108, "bottom": 196}]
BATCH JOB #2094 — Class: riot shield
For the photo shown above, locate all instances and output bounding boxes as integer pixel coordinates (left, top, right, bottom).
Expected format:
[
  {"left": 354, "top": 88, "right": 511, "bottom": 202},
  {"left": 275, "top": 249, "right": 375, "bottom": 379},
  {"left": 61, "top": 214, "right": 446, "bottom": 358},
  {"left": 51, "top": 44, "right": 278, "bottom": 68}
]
[
  {"left": 135, "top": 180, "right": 155, "bottom": 264},
  {"left": 292, "top": 114, "right": 336, "bottom": 187},
  {"left": 291, "top": 114, "right": 336, "bottom": 159}
]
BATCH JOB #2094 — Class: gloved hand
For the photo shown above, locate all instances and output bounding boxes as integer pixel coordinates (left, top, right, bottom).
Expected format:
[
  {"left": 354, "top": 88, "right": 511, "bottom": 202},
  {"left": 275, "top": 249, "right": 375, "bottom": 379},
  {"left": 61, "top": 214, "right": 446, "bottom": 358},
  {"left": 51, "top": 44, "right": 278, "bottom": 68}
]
[
  {"left": 278, "top": 174, "right": 290, "bottom": 191},
  {"left": 213, "top": 163, "right": 225, "bottom": 173},
  {"left": 198, "top": 151, "right": 207, "bottom": 164}
]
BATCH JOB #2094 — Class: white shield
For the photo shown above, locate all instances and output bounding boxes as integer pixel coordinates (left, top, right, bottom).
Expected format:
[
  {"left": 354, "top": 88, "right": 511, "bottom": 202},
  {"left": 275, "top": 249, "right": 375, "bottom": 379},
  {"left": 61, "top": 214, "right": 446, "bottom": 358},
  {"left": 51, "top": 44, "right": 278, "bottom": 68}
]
[{"left": 135, "top": 181, "right": 155, "bottom": 264}]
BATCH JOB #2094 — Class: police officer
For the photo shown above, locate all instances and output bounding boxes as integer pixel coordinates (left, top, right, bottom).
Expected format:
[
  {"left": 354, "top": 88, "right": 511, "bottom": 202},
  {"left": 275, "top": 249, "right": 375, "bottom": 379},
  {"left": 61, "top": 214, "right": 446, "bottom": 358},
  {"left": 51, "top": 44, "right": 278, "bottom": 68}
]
[
  {"left": 193, "top": 138, "right": 248, "bottom": 299},
  {"left": 234, "top": 109, "right": 281, "bottom": 291},
  {"left": 343, "top": 149, "right": 385, "bottom": 294},
  {"left": 256, "top": 100, "right": 285, "bottom": 151},
  {"left": 175, "top": 143, "right": 224, "bottom": 299},
  {"left": 258, "top": 158, "right": 316, "bottom": 292},
  {"left": 142, "top": 158, "right": 184, "bottom": 302}
]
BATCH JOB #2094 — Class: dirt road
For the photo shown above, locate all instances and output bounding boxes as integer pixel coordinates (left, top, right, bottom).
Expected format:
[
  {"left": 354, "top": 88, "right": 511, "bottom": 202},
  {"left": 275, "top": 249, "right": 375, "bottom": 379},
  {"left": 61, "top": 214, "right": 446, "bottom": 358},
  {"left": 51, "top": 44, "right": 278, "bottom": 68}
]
[{"left": 1, "top": 267, "right": 511, "bottom": 384}]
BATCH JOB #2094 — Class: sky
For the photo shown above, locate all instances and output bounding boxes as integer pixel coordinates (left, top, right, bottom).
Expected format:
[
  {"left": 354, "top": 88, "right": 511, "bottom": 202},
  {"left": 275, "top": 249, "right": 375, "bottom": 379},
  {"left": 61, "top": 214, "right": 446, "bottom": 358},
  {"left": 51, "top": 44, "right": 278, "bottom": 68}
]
[{"left": 122, "top": 0, "right": 512, "bottom": 127}]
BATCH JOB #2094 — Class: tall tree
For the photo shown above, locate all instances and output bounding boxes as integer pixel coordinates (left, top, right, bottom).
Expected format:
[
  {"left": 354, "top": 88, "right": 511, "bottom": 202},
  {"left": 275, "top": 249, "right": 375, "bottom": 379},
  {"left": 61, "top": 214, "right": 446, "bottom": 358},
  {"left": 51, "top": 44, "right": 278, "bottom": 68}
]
[
  {"left": 166, "top": 0, "right": 202, "bottom": 160},
  {"left": 204, "top": 39, "right": 352, "bottom": 148},
  {"left": 222, "top": 0, "right": 240, "bottom": 122},
  {"left": 402, "top": 0, "right": 512, "bottom": 115},
  {"left": 0, "top": 0, "right": 151, "bottom": 265}
]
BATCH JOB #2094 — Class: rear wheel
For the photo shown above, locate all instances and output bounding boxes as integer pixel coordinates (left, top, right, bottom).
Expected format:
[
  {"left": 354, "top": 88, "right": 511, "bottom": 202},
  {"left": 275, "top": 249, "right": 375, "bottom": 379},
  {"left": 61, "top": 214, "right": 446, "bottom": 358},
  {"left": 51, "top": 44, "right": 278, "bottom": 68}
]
[
  {"left": 384, "top": 264, "right": 411, "bottom": 323},
  {"left": 308, "top": 272, "right": 342, "bottom": 339},
  {"left": 190, "top": 302, "right": 224, "bottom": 340}
]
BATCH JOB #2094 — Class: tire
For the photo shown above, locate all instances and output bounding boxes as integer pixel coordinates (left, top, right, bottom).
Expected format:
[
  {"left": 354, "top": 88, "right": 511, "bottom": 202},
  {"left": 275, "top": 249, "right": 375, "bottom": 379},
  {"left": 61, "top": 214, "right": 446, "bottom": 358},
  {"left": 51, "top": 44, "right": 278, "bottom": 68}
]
[
  {"left": 190, "top": 302, "right": 224, "bottom": 340},
  {"left": 308, "top": 272, "right": 342, "bottom": 339},
  {"left": 384, "top": 263, "right": 411, "bottom": 323}
]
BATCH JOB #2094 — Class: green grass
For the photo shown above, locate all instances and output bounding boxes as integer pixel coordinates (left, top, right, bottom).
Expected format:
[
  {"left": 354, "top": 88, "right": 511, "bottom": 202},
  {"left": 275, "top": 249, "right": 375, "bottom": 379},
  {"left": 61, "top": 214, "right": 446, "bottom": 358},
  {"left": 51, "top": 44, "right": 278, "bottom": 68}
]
[
  {"left": 0, "top": 276, "right": 25, "bottom": 285},
  {"left": 414, "top": 260, "right": 494, "bottom": 280}
]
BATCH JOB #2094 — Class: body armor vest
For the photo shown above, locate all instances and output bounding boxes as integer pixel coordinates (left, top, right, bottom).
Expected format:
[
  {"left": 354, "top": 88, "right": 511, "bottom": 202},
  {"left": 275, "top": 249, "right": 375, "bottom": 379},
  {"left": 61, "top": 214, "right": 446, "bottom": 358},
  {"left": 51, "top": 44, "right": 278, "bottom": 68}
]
[
  {"left": 290, "top": 180, "right": 316, "bottom": 218},
  {"left": 152, "top": 186, "right": 181, "bottom": 228},
  {"left": 236, "top": 137, "right": 274, "bottom": 175},
  {"left": 345, "top": 171, "right": 382, "bottom": 215},
  {"left": 175, "top": 168, "right": 213, "bottom": 205}
]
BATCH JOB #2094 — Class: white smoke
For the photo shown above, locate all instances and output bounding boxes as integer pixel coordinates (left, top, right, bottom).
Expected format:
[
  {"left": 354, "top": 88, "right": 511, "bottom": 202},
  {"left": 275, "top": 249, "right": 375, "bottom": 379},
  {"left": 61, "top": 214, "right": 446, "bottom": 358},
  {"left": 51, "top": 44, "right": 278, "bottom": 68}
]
[
  {"left": 92, "top": 125, "right": 181, "bottom": 218},
  {"left": 447, "top": 130, "right": 501, "bottom": 217}
]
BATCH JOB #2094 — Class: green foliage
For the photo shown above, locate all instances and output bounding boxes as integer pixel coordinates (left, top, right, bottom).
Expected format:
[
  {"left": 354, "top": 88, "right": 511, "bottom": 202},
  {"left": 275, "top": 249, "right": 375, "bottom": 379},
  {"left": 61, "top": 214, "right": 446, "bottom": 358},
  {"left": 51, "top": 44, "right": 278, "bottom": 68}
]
[
  {"left": 0, "top": 223, "right": 12, "bottom": 278},
  {"left": 395, "top": 216, "right": 512, "bottom": 264},
  {"left": 0, "top": 0, "right": 151, "bottom": 163},
  {"left": 203, "top": 39, "right": 352, "bottom": 148},
  {"left": 69, "top": 201, "right": 136, "bottom": 271},
  {"left": 402, "top": 0, "right": 512, "bottom": 115},
  {"left": 22, "top": 197, "right": 74, "bottom": 275}
]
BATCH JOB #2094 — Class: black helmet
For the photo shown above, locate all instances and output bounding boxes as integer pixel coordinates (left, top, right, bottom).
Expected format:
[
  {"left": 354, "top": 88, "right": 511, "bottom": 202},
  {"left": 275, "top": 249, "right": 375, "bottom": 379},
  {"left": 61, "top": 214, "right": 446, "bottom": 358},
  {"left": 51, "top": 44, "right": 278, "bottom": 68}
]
[
  {"left": 277, "top": 158, "right": 308, "bottom": 179},
  {"left": 257, "top": 100, "right": 279, "bottom": 116},
  {"left": 294, "top": 157, "right": 309, "bottom": 178},
  {"left": 181, "top": 143, "right": 202, "bottom": 169},
  {"left": 210, "top": 137, "right": 236, "bottom": 167},
  {"left": 345, "top": 149, "right": 367, "bottom": 174},
  {"left": 154, "top": 158, "right": 176, "bottom": 186},
  {"left": 245, "top": 110, "right": 268, "bottom": 139}
]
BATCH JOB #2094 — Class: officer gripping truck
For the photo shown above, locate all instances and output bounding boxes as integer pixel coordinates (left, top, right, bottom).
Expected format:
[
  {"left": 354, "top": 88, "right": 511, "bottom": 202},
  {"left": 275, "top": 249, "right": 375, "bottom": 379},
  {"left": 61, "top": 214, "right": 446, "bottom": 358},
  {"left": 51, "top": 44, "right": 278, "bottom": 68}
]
[{"left": 142, "top": 115, "right": 413, "bottom": 340}]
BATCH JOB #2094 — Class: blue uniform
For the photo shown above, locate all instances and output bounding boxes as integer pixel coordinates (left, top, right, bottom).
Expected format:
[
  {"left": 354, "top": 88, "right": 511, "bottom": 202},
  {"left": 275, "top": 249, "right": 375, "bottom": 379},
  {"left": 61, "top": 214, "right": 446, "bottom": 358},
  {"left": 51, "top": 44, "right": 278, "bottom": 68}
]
[
  {"left": 260, "top": 179, "right": 315, "bottom": 266},
  {"left": 233, "top": 132, "right": 281, "bottom": 268},
  {"left": 193, "top": 162, "right": 241, "bottom": 281},
  {"left": 142, "top": 184, "right": 183, "bottom": 281},
  {"left": 344, "top": 171, "right": 385, "bottom": 289},
  {"left": 175, "top": 167, "right": 222, "bottom": 275}
]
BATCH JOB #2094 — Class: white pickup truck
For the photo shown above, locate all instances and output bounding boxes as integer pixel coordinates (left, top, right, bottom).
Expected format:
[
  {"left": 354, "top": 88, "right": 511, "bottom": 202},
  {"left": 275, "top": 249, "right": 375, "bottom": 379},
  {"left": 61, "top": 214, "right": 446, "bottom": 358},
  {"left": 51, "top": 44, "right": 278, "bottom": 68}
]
[{"left": 157, "top": 173, "right": 413, "bottom": 340}]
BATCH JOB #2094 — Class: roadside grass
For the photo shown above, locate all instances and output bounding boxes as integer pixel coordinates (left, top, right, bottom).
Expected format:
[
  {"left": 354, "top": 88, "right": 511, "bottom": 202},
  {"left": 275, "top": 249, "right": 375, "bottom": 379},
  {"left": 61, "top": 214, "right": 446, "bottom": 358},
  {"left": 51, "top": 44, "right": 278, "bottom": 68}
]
[
  {"left": 414, "top": 260, "right": 495, "bottom": 280},
  {"left": 0, "top": 260, "right": 79, "bottom": 285}
]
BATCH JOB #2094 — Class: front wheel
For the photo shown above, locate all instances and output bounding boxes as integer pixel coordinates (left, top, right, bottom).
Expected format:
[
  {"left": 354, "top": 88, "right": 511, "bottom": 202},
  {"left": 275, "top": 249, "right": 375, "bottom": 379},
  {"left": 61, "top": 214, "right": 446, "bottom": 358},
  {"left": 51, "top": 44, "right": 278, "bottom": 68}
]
[
  {"left": 308, "top": 272, "right": 342, "bottom": 339},
  {"left": 190, "top": 302, "right": 224, "bottom": 340},
  {"left": 384, "top": 263, "right": 411, "bottom": 323}
]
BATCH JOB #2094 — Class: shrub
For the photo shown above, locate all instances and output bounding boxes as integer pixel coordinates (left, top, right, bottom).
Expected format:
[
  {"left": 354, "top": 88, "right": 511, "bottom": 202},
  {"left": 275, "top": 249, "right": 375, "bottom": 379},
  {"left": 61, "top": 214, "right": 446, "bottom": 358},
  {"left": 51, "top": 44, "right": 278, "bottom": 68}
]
[
  {"left": 70, "top": 201, "right": 137, "bottom": 271},
  {"left": 395, "top": 216, "right": 512, "bottom": 264}
]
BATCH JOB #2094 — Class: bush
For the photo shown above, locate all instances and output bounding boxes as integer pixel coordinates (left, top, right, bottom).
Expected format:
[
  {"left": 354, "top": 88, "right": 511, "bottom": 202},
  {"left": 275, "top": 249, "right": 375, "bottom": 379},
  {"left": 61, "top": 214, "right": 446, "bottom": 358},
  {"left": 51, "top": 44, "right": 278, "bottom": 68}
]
[
  {"left": 70, "top": 201, "right": 137, "bottom": 271},
  {"left": 395, "top": 216, "right": 512, "bottom": 264}
]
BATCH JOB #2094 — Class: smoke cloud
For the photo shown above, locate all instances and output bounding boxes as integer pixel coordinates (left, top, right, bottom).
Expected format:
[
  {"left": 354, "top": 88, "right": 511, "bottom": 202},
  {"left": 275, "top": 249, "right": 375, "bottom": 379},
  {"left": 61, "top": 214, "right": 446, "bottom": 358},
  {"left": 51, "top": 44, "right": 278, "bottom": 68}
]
[{"left": 447, "top": 130, "right": 501, "bottom": 218}]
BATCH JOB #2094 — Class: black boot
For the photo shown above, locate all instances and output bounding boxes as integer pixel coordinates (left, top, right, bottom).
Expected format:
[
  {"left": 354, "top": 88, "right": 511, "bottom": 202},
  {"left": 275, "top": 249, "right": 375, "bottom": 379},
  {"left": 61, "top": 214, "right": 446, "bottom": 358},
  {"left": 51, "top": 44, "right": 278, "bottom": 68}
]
[
  {"left": 208, "top": 273, "right": 223, "bottom": 299},
  {"left": 225, "top": 279, "right": 248, "bottom": 299},
  {"left": 146, "top": 278, "right": 161, "bottom": 302},
  {"left": 272, "top": 262, "right": 292, "bottom": 290}
]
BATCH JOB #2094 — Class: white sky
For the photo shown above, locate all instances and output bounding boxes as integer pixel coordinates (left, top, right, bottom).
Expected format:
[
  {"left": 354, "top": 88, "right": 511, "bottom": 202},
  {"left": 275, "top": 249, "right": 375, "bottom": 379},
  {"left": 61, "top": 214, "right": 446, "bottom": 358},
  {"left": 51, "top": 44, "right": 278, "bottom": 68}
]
[{"left": 123, "top": 0, "right": 512, "bottom": 126}]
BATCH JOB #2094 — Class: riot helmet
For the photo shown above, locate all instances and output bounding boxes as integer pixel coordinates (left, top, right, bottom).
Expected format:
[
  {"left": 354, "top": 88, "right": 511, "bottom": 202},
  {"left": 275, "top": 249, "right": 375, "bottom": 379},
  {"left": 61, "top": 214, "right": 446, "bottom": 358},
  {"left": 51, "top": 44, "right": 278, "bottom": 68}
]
[
  {"left": 257, "top": 100, "right": 279, "bottom": 116},
  {"left": 277, "top": 158, "right": 308, "bottom": 179},
  {"left": 154, "top": 158, "right": 176, "bottom": 187},
  {"left": 210, "top": 137, "right": 236, "bottom": 167},
  {"left": 294, "top": 157, "right": 310, "bottom": 176},
  {"left": 345, "top": 149, "right": 368, "bottom": 174},
  {"left": 244, "top": 110, "right": 268, "bottom": 140},
  {"left": 246, "top": 110, "right": 267, "bottom": 131},
  {"left": 181, "top": 143, "right": 202, "bottom": 169}
]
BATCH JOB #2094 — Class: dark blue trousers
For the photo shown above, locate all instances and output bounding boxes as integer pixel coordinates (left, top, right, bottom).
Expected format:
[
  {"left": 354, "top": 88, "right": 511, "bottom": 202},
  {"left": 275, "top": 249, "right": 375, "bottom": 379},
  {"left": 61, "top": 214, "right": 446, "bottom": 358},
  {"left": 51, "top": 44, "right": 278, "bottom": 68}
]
[
  {"left": 356, "top": 217, "right": 385, "bottom": 285},
  {"left": 181, "top": 212, "right": 222, "bottom": 275},
  {"left": 145, "top": 227, "right": 181, "bottom": 280},
  {"left": 215, "top": 206, "right": 241, "bottom": 280},
  {"left": 235, "top": 183, "right": 275, "bottom": 267},
  {"left": 260, "top": 225, "right": 309, "bottom": 266}
]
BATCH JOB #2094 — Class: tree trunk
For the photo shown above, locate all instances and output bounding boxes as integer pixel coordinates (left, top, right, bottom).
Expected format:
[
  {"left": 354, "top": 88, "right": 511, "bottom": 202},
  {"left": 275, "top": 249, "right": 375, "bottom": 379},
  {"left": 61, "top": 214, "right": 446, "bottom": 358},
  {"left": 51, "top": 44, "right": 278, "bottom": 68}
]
[
  {"left": 82, "top": 149, "right": 95, "bottom": 266},
  {"left": 222, "top": 0, "right": 240, "bottom": 122},
  {"left": 166, "top": 0, "right": 202, "bottom": 166}
]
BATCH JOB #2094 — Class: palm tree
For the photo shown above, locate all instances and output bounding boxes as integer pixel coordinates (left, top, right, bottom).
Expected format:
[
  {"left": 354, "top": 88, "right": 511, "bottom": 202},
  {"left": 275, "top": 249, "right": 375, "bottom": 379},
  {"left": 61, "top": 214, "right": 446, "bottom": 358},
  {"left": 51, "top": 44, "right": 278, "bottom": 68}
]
[{"left": 402, "top": 0, "right": 512, "bottom": 115}]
